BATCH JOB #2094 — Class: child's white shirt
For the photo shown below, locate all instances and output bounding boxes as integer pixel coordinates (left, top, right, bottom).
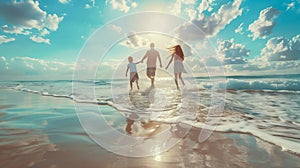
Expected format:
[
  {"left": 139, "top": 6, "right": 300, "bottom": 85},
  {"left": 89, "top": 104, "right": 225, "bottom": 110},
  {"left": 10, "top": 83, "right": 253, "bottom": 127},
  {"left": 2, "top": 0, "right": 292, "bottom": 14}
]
[{"left": 128, "top": 62, "right": 137, "bottom": 72}]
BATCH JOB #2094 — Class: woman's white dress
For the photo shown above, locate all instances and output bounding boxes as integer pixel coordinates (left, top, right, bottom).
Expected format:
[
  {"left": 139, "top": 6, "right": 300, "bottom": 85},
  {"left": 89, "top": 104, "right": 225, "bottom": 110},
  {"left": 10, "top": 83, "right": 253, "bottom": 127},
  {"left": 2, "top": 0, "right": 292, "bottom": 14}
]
[{"left": 173, "top": 54, "right": 186, "bottom": 73}]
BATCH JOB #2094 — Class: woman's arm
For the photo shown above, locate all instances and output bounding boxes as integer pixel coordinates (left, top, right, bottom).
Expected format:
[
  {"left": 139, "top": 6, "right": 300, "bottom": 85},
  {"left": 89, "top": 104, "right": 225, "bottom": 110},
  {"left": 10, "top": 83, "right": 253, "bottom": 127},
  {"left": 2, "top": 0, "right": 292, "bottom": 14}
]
[{"left": 165, "top": 54, "right": 174, "bottom": 69}]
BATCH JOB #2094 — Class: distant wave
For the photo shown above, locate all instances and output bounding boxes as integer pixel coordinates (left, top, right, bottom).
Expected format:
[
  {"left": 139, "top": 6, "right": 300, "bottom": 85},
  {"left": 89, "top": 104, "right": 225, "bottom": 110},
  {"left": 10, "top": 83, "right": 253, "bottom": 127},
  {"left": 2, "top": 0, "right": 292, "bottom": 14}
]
[{"left": 200, "top": 78, "right": 300, "bottom": 91}]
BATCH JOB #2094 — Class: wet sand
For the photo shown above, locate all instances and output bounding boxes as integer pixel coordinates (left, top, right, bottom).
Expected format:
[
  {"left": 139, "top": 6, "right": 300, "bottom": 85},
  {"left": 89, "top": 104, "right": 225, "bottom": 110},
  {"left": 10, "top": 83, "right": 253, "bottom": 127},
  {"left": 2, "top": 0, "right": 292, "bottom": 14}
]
[{"left": 0, "top": 89, "right": 299, "bottom": 168}]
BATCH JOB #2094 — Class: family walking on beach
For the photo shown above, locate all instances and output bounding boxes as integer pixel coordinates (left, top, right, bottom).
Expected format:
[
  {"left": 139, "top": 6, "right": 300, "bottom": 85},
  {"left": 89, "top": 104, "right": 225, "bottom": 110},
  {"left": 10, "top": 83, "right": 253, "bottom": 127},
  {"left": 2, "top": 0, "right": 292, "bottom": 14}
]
[{"left": 125, "top": 43, "right": 186, "bottom": 90}]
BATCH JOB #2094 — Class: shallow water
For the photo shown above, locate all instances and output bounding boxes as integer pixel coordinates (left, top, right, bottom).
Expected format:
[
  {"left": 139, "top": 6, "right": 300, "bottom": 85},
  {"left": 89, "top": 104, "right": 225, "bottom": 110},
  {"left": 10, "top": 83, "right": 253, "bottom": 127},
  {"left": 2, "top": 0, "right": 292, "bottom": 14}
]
[
  {"left": 1, "top": 75, "right": 300, "bottom": 155},
  {"left": 0, "top": 89, "right": 300, "bottom": 167}
]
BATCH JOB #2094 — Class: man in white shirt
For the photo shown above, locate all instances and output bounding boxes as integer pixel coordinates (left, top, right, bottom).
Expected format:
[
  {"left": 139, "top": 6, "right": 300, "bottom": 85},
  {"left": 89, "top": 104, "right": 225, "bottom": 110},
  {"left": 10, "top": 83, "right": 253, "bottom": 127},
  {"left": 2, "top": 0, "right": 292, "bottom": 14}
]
[{"left": 140, "top": 43, "right": 162, "bottom": 86}]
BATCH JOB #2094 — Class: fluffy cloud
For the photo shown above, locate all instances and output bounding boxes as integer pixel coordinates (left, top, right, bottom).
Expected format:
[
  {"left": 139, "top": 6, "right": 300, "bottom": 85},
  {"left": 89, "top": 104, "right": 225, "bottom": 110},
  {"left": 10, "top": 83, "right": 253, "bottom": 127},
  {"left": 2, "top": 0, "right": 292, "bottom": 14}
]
[
  {"left": 248, "top": 7, "right": 280, "bottom": 40},
  {"left": 177, "top": 0, "right": 243, "bottom": 41},
  {"left": 170, "top": 0, "right": 196, "bottom": 16},
  {"left": 235, "top": 23, "right": 244, "bottom": 35},
  {"left": 197, "top": 0, "right": 213, "bottom": 15},
  {"left": 223, "top": 35, "right": 300, "bottom": 74},
  {"left": 107, "top": 0, "right": 137, "bottom": 13},
  {"left": 30, "top": 35, "right": 50, "bottom": 44},
  {"left": 285, "top": 2, "right": 295, "bottom": 10},
  {"left": 226, "top": 59, "right": 300, "bottom": 74},
  {"left": 1, "top": 25, "right": 31, "bottom": 35},
  {"left": 218, "top": 39, "right": 250, "bottom": 64},
  {"left": 40, "top": 29, "right": 50, "bottom": 36},
  {"left": 120, "top": 32, "right": 149, "bottom": 48},
  {"left": 0, "top": 35, "right": 15, "bottom": 44},
  {"left": 260, "top": 34, "right": 300, "bottom": 61},
  {"left": 0, "top": 0, "right": 63, "bottom": 35},
  {"left": 0, "top": 56, "right": 8, "bottom": 69},
  {"left": 131, "top": 2, "right": 138, "bottom": 8},
  {"left": 58, "top": 0, "right": 71, "bottom": 4},
  {"left": 0, "top": 56, "right": 74, "bottom": 80},
  {"left": 85, "top": 4, "right": 92, "bottom": 9},
  {"left": 185, "top": 8, "right": 197, "bottom": 20}
]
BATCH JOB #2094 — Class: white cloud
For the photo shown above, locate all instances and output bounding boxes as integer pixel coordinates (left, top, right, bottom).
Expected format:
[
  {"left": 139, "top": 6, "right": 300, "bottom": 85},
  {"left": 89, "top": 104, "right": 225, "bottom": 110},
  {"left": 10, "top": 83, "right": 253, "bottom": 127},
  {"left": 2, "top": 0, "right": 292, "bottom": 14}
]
[
  {"left": 58, "top": 0, "right": 71, "bottom": 4},
  {"left": 0, "top": 56, "right": 75, "bottom": 80},
  {"left": 0, "top": 56, "right": 8, "bottom": 69},
  {"left": 85, "top": 4, "right": 92, "bottom": 9},
  {"left": 171, "top": 0, "right": 182, "bottom": 15},
  {"left": 44, "top": 14, "right": 64, "bottom": 31},
  {"left": 107, "top": 0, "right": 137, "bottom": 13},
  {"left": 40, "top": 29, "right": 50, "bottom": 36},
  {"left": 120, "top": 32, "right": 149, "bottom": 48},
  {"left": 218, "top": 38, "right": 250, "bottom": 64},
  {"left": 177, "top": 0, "right": 243, "bottom": 41},
  {"left": 260, "top": 34, "right": 300, "bottom": 61},
  {"left": 1, "top": 25, "right": 31, "bottom": 35},
  {"left": 197, "top": 0, "right": 213, "bottom": 16},
  {"left": 0, "top": 35, "right": 15, "bottom": 44},
  {"left": 0, "top": 0, "right": 63, "bottom": 37},
  {"left": 131, "top": 2, "right": 137, "bottom": 8},
  {"left": 30, "top": 35, "right": 50, "bottom": 44},
  {"left": 222, "top": 34, "right": 300, "bottom": 74},
  {"left": 285, "top": 2, "right": 295, "bottom": 10},
  {"left": 185, "top": 8, "right": 197, "bottom": 20},
  {"left": 226, "top": 59, "right": 300, "bottom": 75},
  {"left": 181, "top": 0, "right": 195, "bottom": 5},
  {"left": 248, "top": 7, "right": 280, "bottom": 40},
  {"left": 170, "top": 0, "right": 196, "bottom": 15},
  {"left": 1, "top": 56, "right": 6, "bottom": 62},
  {"left": 235, "top": 23, "right": 244, "bottom": 35}
]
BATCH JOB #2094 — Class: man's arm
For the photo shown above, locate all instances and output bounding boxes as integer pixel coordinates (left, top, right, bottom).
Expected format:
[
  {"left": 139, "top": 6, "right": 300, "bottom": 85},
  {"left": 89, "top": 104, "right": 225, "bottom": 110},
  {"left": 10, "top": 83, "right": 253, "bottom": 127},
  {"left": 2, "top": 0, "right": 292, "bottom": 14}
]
[
  {"left": 140, "top": 51, "right": 148, "bottom": 63},
  {"left": 158, "top": 52, "right": 162, "bottom": 68}
]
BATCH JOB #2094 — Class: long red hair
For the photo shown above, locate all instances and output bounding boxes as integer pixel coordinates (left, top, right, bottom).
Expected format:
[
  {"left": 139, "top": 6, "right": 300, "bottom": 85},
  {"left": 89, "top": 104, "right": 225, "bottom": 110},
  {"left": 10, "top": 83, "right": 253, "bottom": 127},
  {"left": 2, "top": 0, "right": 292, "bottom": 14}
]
[{"left": 168, "top": 45, "right": 184, "bottom": 60}]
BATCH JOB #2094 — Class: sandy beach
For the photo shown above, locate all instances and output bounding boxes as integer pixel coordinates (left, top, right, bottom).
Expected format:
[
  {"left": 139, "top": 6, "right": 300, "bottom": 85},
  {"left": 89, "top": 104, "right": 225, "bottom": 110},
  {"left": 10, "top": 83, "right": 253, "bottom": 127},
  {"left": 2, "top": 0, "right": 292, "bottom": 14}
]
[{"left": 1, "top": 88, "right": 299, "bottom": 168}]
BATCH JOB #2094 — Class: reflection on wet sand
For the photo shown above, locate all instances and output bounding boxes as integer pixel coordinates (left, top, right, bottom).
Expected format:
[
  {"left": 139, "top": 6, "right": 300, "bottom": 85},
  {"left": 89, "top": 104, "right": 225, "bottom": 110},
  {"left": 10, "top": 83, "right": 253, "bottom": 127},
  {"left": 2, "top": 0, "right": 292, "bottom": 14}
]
[
  {"left": 1, "top": 89, "right": 299, "bottom": 168},
  {"left": 0, "top": 128, "right": 56, "bottom": 168},
  {"left": 125, "top": 113, "right": 163, "bottom": 137}
]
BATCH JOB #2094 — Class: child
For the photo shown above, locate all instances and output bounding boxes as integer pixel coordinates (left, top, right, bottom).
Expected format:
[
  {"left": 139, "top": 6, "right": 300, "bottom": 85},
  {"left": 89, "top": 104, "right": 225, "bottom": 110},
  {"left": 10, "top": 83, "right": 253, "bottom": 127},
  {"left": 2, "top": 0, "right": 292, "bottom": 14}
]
[{"left": 126, "top": 56, "right": 141, "bottom": 91}]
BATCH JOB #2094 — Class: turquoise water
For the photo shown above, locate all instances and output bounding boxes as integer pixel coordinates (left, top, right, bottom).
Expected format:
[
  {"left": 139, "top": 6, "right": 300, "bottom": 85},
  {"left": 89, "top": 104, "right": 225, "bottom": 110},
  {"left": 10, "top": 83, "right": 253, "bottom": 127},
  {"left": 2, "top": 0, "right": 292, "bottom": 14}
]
[{"left": 0, "top": 74, "right": 300, "bottom": 155}]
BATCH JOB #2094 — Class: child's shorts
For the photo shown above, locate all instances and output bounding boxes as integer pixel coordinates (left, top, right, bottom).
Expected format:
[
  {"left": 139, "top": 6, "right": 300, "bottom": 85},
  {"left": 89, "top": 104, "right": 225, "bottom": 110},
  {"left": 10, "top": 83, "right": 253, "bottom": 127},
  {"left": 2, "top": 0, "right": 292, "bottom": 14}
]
[{"left": 130, "top": 72, "right": 139, "bottom": 82}]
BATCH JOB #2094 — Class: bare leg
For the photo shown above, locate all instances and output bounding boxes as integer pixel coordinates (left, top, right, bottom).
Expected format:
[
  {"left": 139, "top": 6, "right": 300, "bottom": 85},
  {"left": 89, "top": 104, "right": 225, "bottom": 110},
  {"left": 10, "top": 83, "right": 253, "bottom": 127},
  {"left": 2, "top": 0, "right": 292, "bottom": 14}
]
[
  {"left": 136, "top": 81, "right": 140, "bottom": 90},
  {"left": 174, "top": 73, "right": 179, "bottom": 90},
  {"left": 179, "top": 73, "right": 185, "bottom": 86},
  {"left": 151, "top": 77, "right": 154, "bottom": 87},
  {"left": 147, "top": 73, "right": 153, "bottom": 86},
  {"left": 130, "top": 81, "right": 133, "bottom": 91}
]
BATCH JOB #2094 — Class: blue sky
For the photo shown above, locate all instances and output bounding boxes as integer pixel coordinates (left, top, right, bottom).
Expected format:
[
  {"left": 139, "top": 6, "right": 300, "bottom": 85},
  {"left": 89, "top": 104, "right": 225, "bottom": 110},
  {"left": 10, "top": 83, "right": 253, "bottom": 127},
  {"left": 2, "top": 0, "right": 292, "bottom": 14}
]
[{"left": 0, "top": 0, "right": 299, "bottom": 80}]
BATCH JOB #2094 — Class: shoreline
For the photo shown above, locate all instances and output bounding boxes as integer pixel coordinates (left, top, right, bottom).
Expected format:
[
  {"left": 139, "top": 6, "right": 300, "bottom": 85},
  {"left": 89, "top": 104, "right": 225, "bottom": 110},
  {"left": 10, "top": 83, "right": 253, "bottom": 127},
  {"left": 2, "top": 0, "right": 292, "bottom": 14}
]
[{"left": 0, "top": 88, "right": 299, "bottom": 167}]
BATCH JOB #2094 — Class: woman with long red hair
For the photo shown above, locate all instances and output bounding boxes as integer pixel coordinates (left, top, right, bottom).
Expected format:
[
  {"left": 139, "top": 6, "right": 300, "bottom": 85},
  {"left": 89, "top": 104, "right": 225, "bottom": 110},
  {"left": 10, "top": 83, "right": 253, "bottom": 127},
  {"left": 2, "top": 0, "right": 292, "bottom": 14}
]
[{"left": 165, "top": 45, "right": 186, "bottom": 90}]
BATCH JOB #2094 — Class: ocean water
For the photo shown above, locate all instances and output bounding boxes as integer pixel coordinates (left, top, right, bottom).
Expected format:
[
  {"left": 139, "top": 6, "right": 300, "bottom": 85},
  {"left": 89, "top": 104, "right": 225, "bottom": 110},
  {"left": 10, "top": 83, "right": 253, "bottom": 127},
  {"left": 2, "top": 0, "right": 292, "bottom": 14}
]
[{"left": 1, "top": 74, "right": 300, "bottom": 155}]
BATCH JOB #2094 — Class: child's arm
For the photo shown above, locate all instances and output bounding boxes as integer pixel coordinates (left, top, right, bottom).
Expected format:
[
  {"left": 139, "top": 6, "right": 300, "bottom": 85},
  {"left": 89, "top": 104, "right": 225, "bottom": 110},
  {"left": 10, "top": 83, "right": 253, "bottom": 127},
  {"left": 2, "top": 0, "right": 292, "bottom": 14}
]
[
  {"left": 140, "top": 52, "right": 148, "bottom": 63},
  {"left": 165, "top": 54, "right": 174, "bottom": 70},
  {"left": 125, "top": 66, "right": 129, "bottom": 77},
  {"left": 135, "top": 61, "right": 141, "bottom": 64}
]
